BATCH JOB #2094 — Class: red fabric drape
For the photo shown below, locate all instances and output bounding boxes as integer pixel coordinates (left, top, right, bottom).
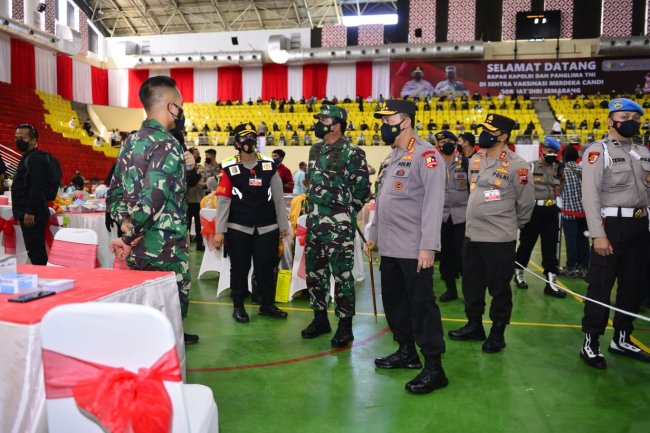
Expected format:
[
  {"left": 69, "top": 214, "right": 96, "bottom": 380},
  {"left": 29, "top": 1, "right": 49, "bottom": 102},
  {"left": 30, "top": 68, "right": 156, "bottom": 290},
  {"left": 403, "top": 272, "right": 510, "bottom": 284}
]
[
  {"left": 302, "top": 63, "right": 328, "bottom": 99},
  {"left": 10, "top": 38, "right": 35, "bottom": 89},
  {"left": 91, "top": 66, "right": 108, "bottom": 105},
  {"left": 262, "top": 64, "right": 288, "bottom": 100},
  {"left": 356, "top": 61, "right": 372, "bottom": 99},
  {"left": 128, "top": 69, "right": 150, "bottom": 108},
  {"left": 56, "top": 55, "right": 73, "bottom": 100},
  {"left": 217, "top": 67, "right": 242, "bottom": 102},
  {"left": 170, "top": 68, "right": 194, "bottom": 103}
]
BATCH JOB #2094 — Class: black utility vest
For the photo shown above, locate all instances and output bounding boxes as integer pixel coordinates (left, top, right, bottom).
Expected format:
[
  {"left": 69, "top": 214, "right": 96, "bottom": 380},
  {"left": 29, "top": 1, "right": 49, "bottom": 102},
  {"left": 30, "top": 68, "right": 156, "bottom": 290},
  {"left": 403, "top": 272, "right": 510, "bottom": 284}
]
[{"left": 223, "top": 154, "right": 277, "bottom": 227}]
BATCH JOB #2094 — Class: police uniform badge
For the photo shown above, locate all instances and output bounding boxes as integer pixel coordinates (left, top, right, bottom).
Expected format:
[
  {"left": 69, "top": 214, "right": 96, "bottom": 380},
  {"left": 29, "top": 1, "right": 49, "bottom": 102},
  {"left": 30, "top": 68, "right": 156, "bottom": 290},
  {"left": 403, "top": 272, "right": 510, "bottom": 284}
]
[
  {"left": 262, "top": 162, "right": 272, "bottom": 171},
  {"left": 229, "top": 166, "right": 241, "bottom": 176},
  {"left": 517, "top": 168, "right": 529, "bottom": 185},
  {"left": 588, "top": 151, "right": 600, "bottom": 164},
  {"left": 394, "top": 181, "right": 403, "bottom": 191},
  {"left": 422, "top": 150, "right": 437, "bottom": 168}
]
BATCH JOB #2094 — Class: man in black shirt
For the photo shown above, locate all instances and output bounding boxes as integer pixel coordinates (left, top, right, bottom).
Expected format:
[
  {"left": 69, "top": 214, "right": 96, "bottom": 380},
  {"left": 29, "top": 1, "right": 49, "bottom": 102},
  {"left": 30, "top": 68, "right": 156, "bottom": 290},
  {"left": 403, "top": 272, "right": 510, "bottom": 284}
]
[{"left": 11, "top": 124, "right": 49, "bottom": 265}]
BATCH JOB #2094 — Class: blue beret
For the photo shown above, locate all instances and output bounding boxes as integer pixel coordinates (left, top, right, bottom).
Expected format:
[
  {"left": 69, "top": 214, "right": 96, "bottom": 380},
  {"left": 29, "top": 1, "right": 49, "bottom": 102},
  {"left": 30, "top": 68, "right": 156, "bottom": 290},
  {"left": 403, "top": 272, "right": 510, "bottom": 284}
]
[
  {"left": 435, "top": 130, "right": 458, "bottom": 141},
  {"left": 608, "top": 98, "right": 644, "bottom": 115},
  {"left": 543, "top": 136, "right": 561, "bottom": 151}
]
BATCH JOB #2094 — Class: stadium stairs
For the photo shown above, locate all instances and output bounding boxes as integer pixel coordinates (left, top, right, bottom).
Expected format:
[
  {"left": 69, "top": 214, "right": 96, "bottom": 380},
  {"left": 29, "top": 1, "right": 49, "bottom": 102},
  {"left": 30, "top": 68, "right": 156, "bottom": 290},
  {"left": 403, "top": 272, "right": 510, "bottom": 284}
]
[{"left": 0, "top": 82, "right": 116, "bottom": 183}]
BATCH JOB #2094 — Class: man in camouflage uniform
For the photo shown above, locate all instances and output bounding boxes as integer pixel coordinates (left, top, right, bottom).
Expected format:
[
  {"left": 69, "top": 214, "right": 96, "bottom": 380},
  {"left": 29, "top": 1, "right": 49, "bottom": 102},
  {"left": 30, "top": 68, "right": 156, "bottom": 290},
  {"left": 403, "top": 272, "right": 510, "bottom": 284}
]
[
  {"left": 107, "top": 76, "right": 199, "bottom": 344},
  {"left": 301, "top": 105, "right": 370, "bottom": 347}
]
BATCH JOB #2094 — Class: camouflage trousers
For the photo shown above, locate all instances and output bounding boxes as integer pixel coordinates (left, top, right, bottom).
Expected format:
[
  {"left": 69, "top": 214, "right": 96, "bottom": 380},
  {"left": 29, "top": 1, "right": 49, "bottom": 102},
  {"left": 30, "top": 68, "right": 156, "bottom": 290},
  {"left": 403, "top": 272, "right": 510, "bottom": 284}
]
[
  {"left": 305, "top": 210, "right": 355, "bottom": 318},
  {"left": 128, "top": 255, "right": 191, "bottom": 319}
]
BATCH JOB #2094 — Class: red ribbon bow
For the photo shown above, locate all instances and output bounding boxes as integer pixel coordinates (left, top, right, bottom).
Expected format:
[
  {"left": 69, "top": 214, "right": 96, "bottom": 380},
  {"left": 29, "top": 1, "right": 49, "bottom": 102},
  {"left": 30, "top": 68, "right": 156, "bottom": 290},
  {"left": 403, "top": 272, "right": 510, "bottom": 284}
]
[
  {"left": 200, "top": 216, "right": 216, "bottom": 251},
  {"left": 43, "top": 347, "right": 182, "bottom": 433},
  {"left": 0, "top": 217, "right": 16, "bottom": 254},
  {"left": 295, "top": 225, "right": 307, "bottom": 246}
]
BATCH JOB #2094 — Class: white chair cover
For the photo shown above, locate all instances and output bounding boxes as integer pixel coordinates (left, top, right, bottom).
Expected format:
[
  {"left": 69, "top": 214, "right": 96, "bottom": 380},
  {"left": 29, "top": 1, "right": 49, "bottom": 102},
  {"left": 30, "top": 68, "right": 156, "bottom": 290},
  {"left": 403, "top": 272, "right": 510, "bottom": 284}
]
[{"left": 40, "top": 303, "right": 218, "bottom": 433}]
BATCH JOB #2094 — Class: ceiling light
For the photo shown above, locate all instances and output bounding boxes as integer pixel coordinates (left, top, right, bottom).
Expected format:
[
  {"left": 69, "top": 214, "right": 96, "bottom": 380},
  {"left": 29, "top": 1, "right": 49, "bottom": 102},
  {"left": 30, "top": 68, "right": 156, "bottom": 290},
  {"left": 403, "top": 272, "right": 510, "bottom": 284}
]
[{"left": 342, "top": 13, "right": 398, "bottom": 27}]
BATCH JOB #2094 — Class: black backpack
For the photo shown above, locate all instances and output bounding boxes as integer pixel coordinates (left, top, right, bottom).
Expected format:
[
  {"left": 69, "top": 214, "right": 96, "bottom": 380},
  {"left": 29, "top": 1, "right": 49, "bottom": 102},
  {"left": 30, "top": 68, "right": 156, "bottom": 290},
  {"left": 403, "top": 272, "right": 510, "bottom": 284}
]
[{"left": 25, "top": 151, "right": 63, "bottom": 201}]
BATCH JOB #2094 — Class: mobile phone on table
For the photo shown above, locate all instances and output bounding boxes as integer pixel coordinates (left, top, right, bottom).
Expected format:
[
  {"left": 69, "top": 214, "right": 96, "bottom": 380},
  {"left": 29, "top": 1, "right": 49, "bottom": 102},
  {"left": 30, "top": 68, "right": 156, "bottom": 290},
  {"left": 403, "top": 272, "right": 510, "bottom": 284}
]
[{"left": 7, "top": 291, "right": 56, "bottom": 303}]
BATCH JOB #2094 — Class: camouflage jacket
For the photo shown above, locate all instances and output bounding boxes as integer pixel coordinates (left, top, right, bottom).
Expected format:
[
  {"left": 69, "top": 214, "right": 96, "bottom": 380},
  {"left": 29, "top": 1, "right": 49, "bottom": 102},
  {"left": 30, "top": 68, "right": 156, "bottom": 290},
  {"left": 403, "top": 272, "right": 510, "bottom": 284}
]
[
  {"left": 307, "top": 137, "right": 370, "bottom": 216},
  {"left": 107, "top": 119, "right": 188, "bottom": 261}
]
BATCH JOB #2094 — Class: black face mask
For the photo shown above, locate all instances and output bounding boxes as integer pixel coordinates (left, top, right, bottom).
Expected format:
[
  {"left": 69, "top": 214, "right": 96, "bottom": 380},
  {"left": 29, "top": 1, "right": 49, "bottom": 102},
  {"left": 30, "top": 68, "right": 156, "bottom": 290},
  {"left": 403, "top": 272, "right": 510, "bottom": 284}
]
[
  {"left": 15, "top": 139, "right": 30, "bottom": 152},
  {"left": 168, "top": 103, "right": 185, "bottom": 137},
  {"left": 440, "top": 141, "right": 456, "bottom": 155},
  {"left": 478, "top": 131, "right": 499, "bottom": 149},
  {"left": 194, "top": 156, "right": 201, "bottom": 164},
  {"left": 313, "top": 122, "right": 331, "bottom": 139},
  {"left": 238, "top": 139, "right": 257, "bottom": 154},
  {"left": 612, "top": 119, "right": 640, "bottom": 138},
  {"left": 205, "top": 158, "right": 212, "bottom": 165},
  {"left": 543, "top": 153, "right": 558, "bottom": 165},
  {"left": 456, "top": 144, "right": 464, "bottom": 153},
  {"left": 380, "top": 120, "right": 405, "bottom": 144}
]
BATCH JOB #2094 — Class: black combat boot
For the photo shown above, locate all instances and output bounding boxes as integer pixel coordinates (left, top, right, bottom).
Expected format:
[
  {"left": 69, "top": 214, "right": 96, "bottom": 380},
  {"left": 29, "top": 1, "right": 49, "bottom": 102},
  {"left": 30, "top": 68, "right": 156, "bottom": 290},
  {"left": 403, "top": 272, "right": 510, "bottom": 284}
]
[
  {"left": 448, "top": 319, "right": 486, "bottom": 341},
  {"left": 301, "top": 310, "right": 331, "bottom": 339},
  {"left": 439, "top": 279, "right": 458, "bottom": 302},
  {"left": 580, "top": 333, "right": 607, "bottom": 369},
  {"left": 331, "top": 317, "right": 354, "bottom": 347},
  {"left": 482, "top": 322, "right": 507, "bottom": 353},
  {"left": 405, "top": 354, "right": 448, "bottom": 394},
  {"left": 374, "top": 342, "right": 422, "bottom": 369},
  {"left": 608, "top": 329, "right": 650, "bottom": 362}
]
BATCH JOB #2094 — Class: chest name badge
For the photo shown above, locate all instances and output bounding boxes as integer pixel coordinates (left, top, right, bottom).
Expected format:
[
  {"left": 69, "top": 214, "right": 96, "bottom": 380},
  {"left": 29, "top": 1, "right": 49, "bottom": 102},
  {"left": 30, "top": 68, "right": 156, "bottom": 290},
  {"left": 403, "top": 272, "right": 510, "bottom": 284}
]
[
  {"left": 262, "top": 162, "right": 272, "bottom": 171},
  {"left": 249, "top": 178, "right": 262, "bottom": 187},
  {"left": 229, "top": 165, "right": 240, "bottom": 176},
  {"left": 484, "top": 189, "right": 501, "bottom": 202}
]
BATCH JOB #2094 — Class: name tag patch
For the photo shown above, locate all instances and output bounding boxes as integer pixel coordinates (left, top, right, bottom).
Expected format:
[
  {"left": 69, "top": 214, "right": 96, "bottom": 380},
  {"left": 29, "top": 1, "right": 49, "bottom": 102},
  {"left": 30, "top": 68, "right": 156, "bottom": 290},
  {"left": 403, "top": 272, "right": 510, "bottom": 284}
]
[
  {"left": 484, "top": 189, "right": 501, "bottom": 201},
  {"left": 249, "top": 178, "right": 262, "bottom": 187}
]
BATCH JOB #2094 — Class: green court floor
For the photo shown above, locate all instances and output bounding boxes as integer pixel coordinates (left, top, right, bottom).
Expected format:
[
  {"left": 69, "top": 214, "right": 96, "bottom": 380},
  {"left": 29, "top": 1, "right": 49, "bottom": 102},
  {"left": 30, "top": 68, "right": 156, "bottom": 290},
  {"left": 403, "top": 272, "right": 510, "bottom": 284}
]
[{"left": 183, "top": 246, "right": 650, "bottom": 433}]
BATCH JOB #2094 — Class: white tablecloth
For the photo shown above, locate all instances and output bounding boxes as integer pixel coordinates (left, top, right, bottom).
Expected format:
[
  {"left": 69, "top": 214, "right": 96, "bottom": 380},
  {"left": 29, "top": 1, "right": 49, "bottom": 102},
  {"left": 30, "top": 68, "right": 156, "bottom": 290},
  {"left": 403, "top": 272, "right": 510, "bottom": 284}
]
[
  {"left": 0, "top": 205, "right": 29, "bottom": 263},
  {"left": 0, "top": 265, "right": 184, "bottom": 433},
  {"left": 63, "top": 212, "right": 117, "bottom": 268}
]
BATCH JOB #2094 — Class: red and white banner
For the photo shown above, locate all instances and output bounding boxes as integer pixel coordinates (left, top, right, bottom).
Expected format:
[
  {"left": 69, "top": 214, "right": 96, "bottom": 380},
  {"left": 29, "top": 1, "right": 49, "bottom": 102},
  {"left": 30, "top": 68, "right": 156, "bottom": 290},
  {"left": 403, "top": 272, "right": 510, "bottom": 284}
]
[{"left": 0, "top": 36, "right": 109, "bottom": 105}]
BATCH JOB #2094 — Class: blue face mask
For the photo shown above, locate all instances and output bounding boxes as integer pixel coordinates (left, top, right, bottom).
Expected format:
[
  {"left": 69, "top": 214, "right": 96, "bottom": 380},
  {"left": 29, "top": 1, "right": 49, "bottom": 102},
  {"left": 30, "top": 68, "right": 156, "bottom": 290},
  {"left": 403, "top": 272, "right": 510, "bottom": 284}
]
[{"left": 273, "top": 157, "right": 281, "bottom": 164}]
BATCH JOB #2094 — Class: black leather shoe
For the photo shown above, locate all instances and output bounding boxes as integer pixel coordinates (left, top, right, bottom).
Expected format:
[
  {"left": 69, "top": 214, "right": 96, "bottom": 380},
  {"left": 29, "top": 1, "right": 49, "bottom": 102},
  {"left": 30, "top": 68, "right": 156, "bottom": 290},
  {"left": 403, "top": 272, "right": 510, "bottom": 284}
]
[
  {"left": 608, "top": 330, "right": 650, "bottom": 363},
  {"left": 448, "top": 322, "right": 486, "bottom": 341},
  {"left": 544, "top": 284, "right": 567, "bottom": 298},
  {"left": 439, "top": 279, "right": 458, "bottom": 302},
  {"left": 482, "top": 323, "right": 507, "bottom": 353},
  {"left": 580, "top": 333, "right": 607, "bottom": 369},
  {"left": 184, "top": 333, "right": 199, "bottom": 345},
  {"left": 439, "top": 291, "right": 458, "bottom": 302},
  {"left": 375, "top": 346, "right": 422, "bottom": 369},
  {"left": 232, "top": 307, "right": 250, "bottom": 323},
  {"left": 405, "top": 367, "right": 449, "bottom": 394},
  {"left": 331, "top": 317, "right": 354, "bottom": 347},
  {"left": 301, "top": 313, "right": 331, "bottom": 339},
  {"left": 196, "top": 244, "right": 205, "bottom": 252},
  {"left": 258, "top": 304, "right": 288, "bottom": 319}
]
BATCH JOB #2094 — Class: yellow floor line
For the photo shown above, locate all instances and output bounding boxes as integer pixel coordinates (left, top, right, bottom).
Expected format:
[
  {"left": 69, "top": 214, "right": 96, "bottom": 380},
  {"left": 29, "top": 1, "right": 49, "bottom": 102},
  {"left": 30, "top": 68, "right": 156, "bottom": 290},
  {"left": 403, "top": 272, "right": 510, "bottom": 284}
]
[
  {"left": 528, "top": 260, "right": 650, "bottom": 352},
  {"left": 190, "top": 300, "right": 587, "bottom": 330}
]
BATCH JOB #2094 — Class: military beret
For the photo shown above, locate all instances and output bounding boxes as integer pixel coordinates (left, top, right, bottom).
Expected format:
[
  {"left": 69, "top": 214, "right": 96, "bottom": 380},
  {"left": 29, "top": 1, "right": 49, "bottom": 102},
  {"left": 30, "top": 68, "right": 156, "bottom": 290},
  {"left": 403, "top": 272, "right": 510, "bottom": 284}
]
[
  {"left": 543, "top": 136, "right": 561, "bottom": 151},
  {"left": 608, "top": 98, "right": 644, "bottom": 115}
]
